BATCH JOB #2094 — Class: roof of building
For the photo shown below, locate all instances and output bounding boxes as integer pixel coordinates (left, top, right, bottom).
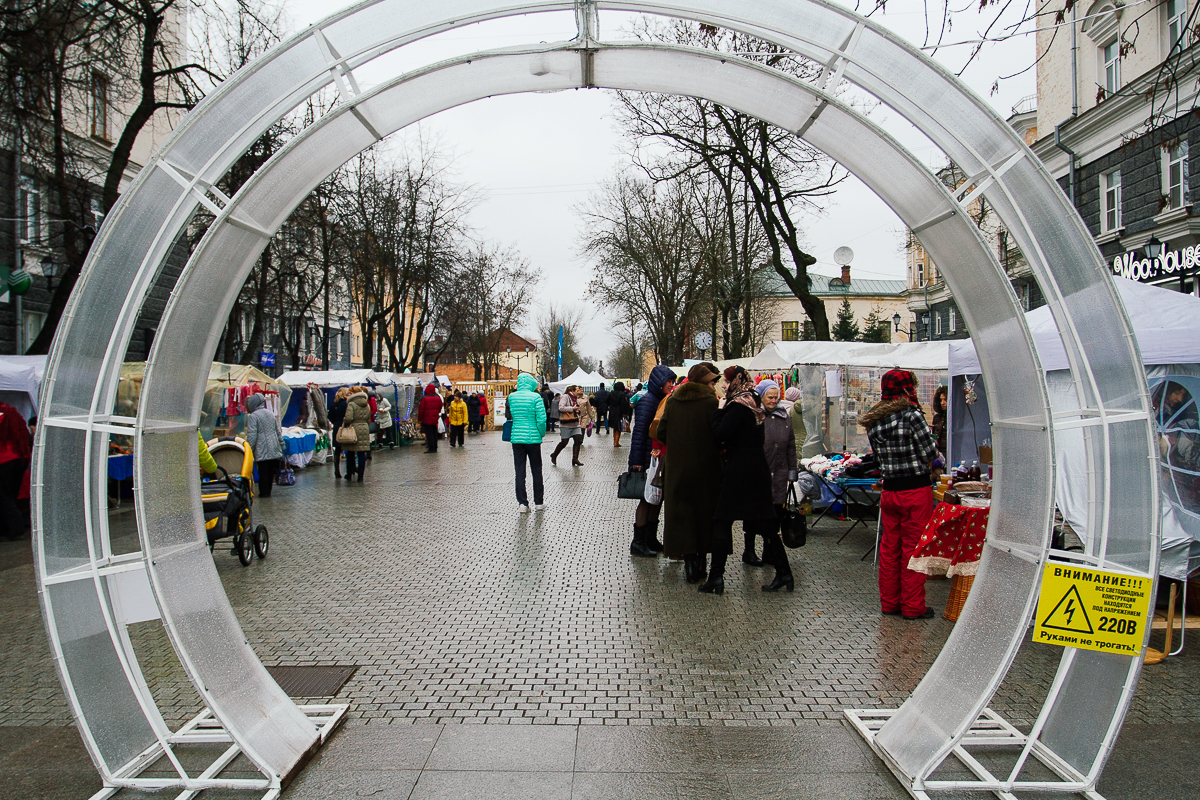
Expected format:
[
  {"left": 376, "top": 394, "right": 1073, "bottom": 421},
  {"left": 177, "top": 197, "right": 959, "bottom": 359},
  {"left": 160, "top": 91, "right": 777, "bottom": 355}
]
[{"left": 762, "top": 270, "right": 906, "bottom": 298}]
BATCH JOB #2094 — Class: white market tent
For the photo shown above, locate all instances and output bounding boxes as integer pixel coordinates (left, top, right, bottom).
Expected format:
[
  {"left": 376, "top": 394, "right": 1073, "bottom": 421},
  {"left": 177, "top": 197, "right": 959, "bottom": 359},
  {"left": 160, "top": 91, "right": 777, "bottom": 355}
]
[
  {"left": 949, "top": 277, "right": 1200, "bottom": 579},
  {"left": 549, "top": 366, "right": 605, "bottom": 393},
  {"left": 277, "top": 368, "right": 400, "bottom": 387},
  {"left": 750, "top": 340, "right": 949, "bottom": 455},
  {"left": 0, "top": 355, "right": 47, "bottom": 419}
]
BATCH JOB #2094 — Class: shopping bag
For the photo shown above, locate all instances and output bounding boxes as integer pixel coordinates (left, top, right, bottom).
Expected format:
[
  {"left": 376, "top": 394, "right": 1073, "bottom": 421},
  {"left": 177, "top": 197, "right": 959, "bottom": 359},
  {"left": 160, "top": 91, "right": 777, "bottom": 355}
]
[
  {"left": 437, "top": 418, "right": 446, "bottom": 434},
  {"left": 643, "top": 456, "right": 664, "bottom": 505},
  {"left": 501, "top": 420, "right": 513, "bottom": 442},
  {"left": 617, "top": 469, "right": 648, "bottom": 500},
  {"left": 276, "top": 464, "right": 296, "bottom": 486},
  {"left": 781, "top": 484, "right": 807, "bottom": 548}
]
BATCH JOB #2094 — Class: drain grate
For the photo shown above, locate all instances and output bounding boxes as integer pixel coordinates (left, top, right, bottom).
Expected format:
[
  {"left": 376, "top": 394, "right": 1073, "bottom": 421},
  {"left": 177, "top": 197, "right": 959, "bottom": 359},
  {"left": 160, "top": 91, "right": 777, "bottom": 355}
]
[{"left": 266, "top": 665, "right": 357, "bottom": 697}]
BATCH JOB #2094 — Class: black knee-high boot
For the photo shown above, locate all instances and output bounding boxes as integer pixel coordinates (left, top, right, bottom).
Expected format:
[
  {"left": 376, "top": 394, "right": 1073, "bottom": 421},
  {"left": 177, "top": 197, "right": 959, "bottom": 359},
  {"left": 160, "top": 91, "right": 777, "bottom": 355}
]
[
  {"left": 551, "top": 438, "right": 568, "bottom": 465},
  {"left": 630, "top": 525, "right": 656, "bottom": 558},
  {"left": 571, "top": 437, "right": 583, "bottom": 466},
  {"left": 761, "top": 533, "right": 794, "bottom": 592},
  {"left": 741, "top": 530, "right": 762, "bottom": 565},
  {"left": 699, "top": 552, "right": 726, "bottom": 594}
]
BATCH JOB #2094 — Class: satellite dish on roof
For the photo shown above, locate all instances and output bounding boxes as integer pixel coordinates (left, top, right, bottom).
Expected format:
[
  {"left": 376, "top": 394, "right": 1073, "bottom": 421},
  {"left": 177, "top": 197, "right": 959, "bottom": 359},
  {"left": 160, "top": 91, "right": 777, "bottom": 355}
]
[{"left": 834, "top": 246, "right": 854, "bottom": 266}]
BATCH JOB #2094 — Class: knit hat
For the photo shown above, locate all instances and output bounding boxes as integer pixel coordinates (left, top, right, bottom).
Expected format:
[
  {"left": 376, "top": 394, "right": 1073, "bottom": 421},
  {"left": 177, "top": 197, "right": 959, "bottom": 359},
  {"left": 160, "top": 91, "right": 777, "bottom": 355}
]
[
  {"left": 755, "top": 379, "right": 779, "bottom": 398},
  {"left": 881, "top": 369, "right": 920, "bottom": 406},
  {"left": 784, "top": 387, "right": 801, "bottom": 402}
]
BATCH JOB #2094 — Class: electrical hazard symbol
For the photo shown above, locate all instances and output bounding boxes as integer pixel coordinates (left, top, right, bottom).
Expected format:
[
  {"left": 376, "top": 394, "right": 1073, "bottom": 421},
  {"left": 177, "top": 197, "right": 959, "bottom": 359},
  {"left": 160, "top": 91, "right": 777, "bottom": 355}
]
[
  {"left": 1033, "top": 562, "right": 1152, "bottom": 657},
  {"left": 1039, "top": 585, "right": 1093, "bottom": 634}
]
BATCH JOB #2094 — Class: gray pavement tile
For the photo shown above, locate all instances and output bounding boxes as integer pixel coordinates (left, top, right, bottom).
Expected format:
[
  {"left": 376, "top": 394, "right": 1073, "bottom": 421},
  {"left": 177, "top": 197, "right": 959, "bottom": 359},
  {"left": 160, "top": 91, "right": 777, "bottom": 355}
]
[
  {"left": 283, "top": 768, "right": 420, "bottom": 799},
  {"left": 424, "top": 725, "right": 577, "bottom": 771},
  {"left": 307, "top": 725, "right": 442, "bottom": 771},
  {"left": 710, "top": 725, "right": 877, "bottom": 773},
  {"left": 409, "top": 770, "right": 572, "bottom": 800},
  {"left": 727, "top": 771, "right": 910, "bottom": 800},
  {"left": 574, "top": 726, "right": 719, "bottom": 773},
  {"left": 570, "top": 771, "right": 731, "bottom": 799}
]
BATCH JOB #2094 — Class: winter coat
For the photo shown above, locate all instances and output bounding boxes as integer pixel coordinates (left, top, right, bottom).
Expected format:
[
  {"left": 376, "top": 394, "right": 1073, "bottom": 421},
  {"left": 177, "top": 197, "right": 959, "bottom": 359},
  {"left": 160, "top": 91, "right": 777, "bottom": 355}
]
[
  {"left": 375, "top": 396, "right": 393, "bottom": 427},
  {"left": 786, "top": 398, "right": 808, "bottom": 454},
  {"left": 628, "top": 365, "right": 677, "bottom": 470},
  {"left": 655, "top": 380, "right": 721, "bottom": 557},
  {"left": 243, "top": 393, "right": 283, "bottom": 462},
  {"left": 763, "top": 407, "right": 798, "bottom": 505},
  {"left": 329, "top": 398, "right": 347, "bottom": 430},
  {"left": 711, "top": 401, "right": 775, "bottom": 522},
  {"left": 479, "top": 394, "right": 489, "bottom": 417},
  {"left": 558, "top": 393, "right": 581, "bottom": 426},
  {"left": 607, "top": 389, "right": 631, "bottom": 425},
  {"left": 507, "top": 373, "right": 547, "bottom": 444},
  {"left": 593, "top": 386, "right": 609, "bottom": 415},
  {"left": 448, "top": 398, "right": 469, "bottom": 427},
  {"left": 549, "top": 395, "right": 561, "bottom": 421},
  {"left": 577, "top": 397, "right": 594, "bottom": 429},
  {"left": 466, "top": 394, "right": 482, "bottom": 422},
  {"left": 342, "top": 391, "right": 372, "bottom": 451},
  {"left": 418, "top": 384, "right": 443, "bottom": 426}
]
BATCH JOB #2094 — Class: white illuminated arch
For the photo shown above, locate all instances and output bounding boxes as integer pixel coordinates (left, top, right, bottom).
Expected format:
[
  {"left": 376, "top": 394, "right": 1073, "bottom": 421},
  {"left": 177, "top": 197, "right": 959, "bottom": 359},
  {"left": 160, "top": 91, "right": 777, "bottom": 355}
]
[{"left": 33, "top": 2, "right": 1158, "bottom": 797}]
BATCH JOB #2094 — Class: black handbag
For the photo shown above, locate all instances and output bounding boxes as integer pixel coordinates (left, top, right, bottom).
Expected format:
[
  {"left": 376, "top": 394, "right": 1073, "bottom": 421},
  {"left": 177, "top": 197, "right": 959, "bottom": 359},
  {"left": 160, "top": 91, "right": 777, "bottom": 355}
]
[
  {"left": 781, "top": 484, "right": 807, "bottom": 548},
  {"left": 617, "top": 469, "right": 648, "bottom": 500}
]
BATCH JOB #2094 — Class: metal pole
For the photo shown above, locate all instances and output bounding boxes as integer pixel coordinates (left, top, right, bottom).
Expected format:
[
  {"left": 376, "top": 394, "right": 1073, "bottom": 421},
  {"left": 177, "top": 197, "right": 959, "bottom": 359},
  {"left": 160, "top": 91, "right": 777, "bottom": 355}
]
[{"left": 13, "top": 116, "right": 22, "bottom": 355}]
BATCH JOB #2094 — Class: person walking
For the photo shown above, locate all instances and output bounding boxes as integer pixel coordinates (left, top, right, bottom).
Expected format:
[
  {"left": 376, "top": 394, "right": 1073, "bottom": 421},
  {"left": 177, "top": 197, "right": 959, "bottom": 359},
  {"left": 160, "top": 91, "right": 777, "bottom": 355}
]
[
  {"left": 577, "top": 391, "right": 595, "bottom": 441},
  {"left": 859, "top": 368, "right": 938, "bottom": 619},
  {"left": 703, "top": 367, "right": 780, "bottom": 595},
  {"left": 374, "top": 391, "right": 393, "bottom": 449},
  {"left": 479, "top": 392, "right": 490, "bottom": 431},
  {"left": 626, "top": 366, "right": 678, "bottom": 558},
  {"left": 0, "top": 403, "right": 31, "bottom": 540},
  {"left": 418, "top": 383, "right": 444, "bottom": 453},
  {"left": 341, "top": 386, "right": 373, "bottom": 481},
  {"left": 466, "top": 392, "right": 482, "bottom": 434},
  {"left": 550, "top": 386, "right": 585, "bottom": 466},
  {"left": 783, "top": 386, "right": 808, "bottom": 456},
  {"left": 508, "top": 373, "right": 548, "bottom": 512},
  {"left": 244, "top": 393, "right": 284, "bottom": 497},
  {"left": 655, "top": 363, "right": 721, "bottom": 579},
  {"left": 448, "top": 391, "right": 468, "bottom": 448},
  {"left": 329, "top": 387, "right": 350, "bottom": 479},
  {"left": 548, "top": 392, "right": 561, "bottom": 432},
  {"left": 607, "top": 382, "right": 631, "bottom": 447},
  {"left": 755, "top": 380, "right": 797, "bottom": 591},
  {"left": 594, "top": 382, "right": 610, "bottom": 434}
]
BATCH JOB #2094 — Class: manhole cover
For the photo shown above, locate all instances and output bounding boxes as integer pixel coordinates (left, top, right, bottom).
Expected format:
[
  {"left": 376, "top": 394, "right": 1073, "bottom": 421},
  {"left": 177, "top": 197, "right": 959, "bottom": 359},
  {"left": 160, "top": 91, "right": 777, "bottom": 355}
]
[{"left": 266, "top": 665, "right": 357, "bottom": 697}]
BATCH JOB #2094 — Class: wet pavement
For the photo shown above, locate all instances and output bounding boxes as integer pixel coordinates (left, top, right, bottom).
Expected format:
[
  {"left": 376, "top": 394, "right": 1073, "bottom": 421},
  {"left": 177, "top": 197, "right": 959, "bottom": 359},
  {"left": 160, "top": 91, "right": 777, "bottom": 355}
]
[{"left": 1, "top": 428, "right": 1198, "bottom": 798}]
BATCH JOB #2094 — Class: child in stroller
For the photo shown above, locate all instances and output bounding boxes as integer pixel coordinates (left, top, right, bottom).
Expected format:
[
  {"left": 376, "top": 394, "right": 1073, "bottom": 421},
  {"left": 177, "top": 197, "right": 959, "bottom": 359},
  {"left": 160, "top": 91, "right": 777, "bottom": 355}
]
[{"left": 201, "top": 436, "right": 268, "bottom": 566}]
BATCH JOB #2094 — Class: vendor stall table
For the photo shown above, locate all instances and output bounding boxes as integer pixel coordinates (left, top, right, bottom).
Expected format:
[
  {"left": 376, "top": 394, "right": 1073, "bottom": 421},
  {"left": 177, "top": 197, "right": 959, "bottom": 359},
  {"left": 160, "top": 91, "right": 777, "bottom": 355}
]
[
  {"left": 107, "top": 453, "right": 134, "bottom": 507},
  {"left": 909, "top": 503, "right": 989, "bottom": 620}
]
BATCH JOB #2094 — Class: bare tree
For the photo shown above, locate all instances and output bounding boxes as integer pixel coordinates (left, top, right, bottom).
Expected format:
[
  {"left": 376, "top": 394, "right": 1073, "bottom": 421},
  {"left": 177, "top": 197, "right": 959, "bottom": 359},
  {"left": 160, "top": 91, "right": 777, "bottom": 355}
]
[
  {"left": 537, "top": 302, "right": 594, "bottom": 379},
  {"left": 450, "top": 243, "right": 540, "bottom": 380},
  {"left": 581, "top": 171, "right": 711, "bottom": 366}
]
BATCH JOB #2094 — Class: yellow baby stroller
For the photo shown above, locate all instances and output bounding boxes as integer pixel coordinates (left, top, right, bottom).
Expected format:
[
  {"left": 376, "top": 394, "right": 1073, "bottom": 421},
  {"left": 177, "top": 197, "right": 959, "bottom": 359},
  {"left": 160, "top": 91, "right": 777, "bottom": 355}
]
[{"left": 202, "top": 436, "right": 269, "bottom": 566}]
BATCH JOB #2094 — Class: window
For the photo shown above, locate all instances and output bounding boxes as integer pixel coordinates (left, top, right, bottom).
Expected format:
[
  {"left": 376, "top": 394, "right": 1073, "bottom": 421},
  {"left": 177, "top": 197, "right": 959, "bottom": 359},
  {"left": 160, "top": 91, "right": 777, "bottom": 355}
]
[
  {"left": 781, "top": 321, "right": 800, "bottom": 341},
  {"left": 1017, "top": 282, "right": 1031, "bottom": 311},
  {"left": 91, "top": 72, "right": 109, "bottom": 140},
  {"left": 1101, "top": 170, "right": 1122, "bottom": 231},
  {"left": 935, "top": 312, "right": 943, "bottom": 336},
  {"left": 916, "top": 261, "right": 925, "bottom": 286},
  {"left": 1103, "top": 40, "right": 1121, "bottom": 95},
  {"left": 949, "top": 307, "right": 957, "bottom": 333},
  {"left": 1168, "top": 0, "right": 1189, "bottom": 52},
  {"left": 1165, "top": 142, "right": 1190, "bottom": 209},
  {"left": 22, "top": 312, "right": 46, "bottom": 351},
  {"left": 18, "top": 177, "right": 42, "bottom": 243}
]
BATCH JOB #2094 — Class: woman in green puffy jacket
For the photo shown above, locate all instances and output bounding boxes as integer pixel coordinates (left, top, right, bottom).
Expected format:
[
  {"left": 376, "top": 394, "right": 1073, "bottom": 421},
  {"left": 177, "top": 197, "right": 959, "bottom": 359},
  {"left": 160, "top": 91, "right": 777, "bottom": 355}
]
[{"left": 507, "top": 373, "right": 548, "bottom": 512}]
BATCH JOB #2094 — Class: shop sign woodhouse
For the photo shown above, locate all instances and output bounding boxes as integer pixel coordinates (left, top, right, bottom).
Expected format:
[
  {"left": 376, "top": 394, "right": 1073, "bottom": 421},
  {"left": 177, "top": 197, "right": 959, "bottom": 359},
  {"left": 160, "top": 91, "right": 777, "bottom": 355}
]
[{"left": 1112, "top": 246, "right": 1199, "bottom": 282}]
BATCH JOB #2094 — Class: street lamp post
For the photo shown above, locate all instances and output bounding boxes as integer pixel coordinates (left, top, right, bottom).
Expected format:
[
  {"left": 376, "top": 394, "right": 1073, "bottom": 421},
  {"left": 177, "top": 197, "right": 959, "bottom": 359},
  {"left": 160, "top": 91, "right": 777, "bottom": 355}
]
[
  {"left": 892, "top": 313, "right": 915, "bottom": 340},
  {"left": 337, "top": 315, "right": 348, "bottom": 367}
]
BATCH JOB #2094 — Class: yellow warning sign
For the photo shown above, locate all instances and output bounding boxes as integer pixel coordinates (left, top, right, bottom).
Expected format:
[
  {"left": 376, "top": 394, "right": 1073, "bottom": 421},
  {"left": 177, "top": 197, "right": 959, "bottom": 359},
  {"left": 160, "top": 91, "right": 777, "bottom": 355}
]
[{"left": 1033, "top": 563, "right": 1152, "bottom": 656}]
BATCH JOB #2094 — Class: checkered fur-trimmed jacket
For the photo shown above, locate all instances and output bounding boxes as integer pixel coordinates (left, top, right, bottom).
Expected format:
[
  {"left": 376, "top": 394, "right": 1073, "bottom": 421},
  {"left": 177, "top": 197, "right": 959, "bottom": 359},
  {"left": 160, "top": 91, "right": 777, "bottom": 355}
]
[{"left": 860, "top": 398, "right": 937, "bottom": 487}]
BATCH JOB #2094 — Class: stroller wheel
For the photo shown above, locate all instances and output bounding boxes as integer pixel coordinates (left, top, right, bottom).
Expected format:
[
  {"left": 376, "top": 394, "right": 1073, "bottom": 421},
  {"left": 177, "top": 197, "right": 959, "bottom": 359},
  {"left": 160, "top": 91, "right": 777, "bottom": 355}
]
[
  {"left": 237, "top": 530, "right": 254, "bottom": 566},
  {"left": 253, "top": 524, "right": 269, "bottom": 559}
]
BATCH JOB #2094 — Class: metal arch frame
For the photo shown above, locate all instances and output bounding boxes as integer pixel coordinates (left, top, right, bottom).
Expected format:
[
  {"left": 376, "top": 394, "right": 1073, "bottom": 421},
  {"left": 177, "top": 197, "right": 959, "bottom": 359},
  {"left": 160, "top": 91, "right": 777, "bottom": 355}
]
[{"left": 31, "top": 2, "right": 1158, "bottom": 798}]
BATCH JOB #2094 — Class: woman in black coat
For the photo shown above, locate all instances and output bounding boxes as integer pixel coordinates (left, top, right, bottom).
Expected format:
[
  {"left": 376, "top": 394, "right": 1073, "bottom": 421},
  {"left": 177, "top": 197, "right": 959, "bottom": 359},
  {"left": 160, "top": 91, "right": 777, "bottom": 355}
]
[
  {"left": 465, "top": 392, "right": 482, "bottom": 433},
  {"left": 607, "top": 382, "right": 632, "bottom": 447},
  {"left": 703, "top": 367, "right": 793, "bottom": 594}
]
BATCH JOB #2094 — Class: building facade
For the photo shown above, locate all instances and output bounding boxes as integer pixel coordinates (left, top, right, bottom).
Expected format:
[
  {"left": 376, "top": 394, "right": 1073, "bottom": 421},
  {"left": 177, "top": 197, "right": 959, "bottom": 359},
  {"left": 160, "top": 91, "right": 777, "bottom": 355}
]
[
  {"left": 763, "top": 265, "right": 908, "bottom": 342},
  {"left": 1034, "top": 0, "right": 1200, "bottom": 295}
]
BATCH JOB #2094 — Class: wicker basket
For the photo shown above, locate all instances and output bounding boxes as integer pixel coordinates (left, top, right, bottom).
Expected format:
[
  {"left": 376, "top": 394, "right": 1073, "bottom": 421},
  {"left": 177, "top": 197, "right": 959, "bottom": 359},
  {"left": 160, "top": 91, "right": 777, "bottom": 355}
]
[{"left": 943, "top": 574, "right": 976, "bottom": 622}]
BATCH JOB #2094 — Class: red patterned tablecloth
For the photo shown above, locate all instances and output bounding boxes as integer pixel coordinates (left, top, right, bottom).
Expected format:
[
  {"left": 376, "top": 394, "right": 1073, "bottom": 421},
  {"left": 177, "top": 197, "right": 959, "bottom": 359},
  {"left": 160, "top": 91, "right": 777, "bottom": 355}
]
[{"left": 908, "top": 503, "right": 989, "bottom": 577}]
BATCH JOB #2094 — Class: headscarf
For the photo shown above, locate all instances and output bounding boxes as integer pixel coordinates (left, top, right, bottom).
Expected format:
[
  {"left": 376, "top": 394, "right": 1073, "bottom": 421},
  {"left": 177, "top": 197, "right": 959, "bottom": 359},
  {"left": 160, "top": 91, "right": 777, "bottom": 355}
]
[
  {"left": 755, "top": 379, "right": 779, "bottom": 399},
  {"left": 687, "top": 362, "right": 719, "bottom": 384},
  {"left": 784, "top": 387, "right": 801, "bottom": 402},
  {"left": 881, "top": 368, "right": 921, "bottom": 409},
  {"left": 723, "top": 366, "right": 764, "bottom": 424}
]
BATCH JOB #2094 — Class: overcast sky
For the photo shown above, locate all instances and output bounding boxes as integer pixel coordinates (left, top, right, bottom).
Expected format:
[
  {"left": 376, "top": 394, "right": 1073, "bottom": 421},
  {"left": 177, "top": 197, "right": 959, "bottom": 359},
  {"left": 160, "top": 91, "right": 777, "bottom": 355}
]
[{"left": 281, "top": 1, "right": 1036, "bottom": 361}]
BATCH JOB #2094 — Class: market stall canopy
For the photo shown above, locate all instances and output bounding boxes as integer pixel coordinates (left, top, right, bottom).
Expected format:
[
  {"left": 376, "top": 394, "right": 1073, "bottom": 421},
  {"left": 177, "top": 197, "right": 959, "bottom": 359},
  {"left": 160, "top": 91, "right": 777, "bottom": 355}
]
[
  {"left": 549, "top": 366, "right": 603, "bottom": 393},
  {"left": 0, "top": 355, "right": 47, "bottom": 419},
  {"left": 277, "top": 369, "right": 397, "bottom": 387},
  {"left": 751, "top": 340, "right": 949, "bottom": 372},
  {"left": 948, "top": 277, "right": 1200, "bottom": 376}
]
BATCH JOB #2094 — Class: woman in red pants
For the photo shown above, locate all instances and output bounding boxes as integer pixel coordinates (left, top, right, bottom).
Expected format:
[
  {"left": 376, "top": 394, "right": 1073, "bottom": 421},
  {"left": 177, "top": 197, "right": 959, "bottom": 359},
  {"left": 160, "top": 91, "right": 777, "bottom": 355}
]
[{"left": 859, "top": 369, "right": 938, "bottom": 620}]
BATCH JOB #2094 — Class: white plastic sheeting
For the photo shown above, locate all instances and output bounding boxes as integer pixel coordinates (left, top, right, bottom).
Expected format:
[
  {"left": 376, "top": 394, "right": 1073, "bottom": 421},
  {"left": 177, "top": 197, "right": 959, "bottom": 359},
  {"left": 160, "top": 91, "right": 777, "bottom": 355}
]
[
  {"left": 751, "top": 340, "right": 949, "bottom": 371},
  {"left": 277, "top": 368, "right": 403, "bottom": 387},
  {"left": 0, "top": 355, "right": 46, "bottom": 419}
]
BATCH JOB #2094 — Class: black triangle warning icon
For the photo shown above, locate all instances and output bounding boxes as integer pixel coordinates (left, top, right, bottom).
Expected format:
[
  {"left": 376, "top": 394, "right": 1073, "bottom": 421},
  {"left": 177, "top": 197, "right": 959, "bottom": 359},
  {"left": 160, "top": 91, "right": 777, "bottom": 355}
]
[{"left": 1041, "top": 585, "right": 1094, "bottom": 634}]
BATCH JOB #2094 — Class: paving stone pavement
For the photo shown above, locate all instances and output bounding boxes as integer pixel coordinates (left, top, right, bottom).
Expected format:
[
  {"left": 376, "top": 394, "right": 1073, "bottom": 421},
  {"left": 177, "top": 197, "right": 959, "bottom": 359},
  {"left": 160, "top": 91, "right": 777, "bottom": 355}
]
[{"left": 1, "top": 428, "right": 1198, "bottom": 797}]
